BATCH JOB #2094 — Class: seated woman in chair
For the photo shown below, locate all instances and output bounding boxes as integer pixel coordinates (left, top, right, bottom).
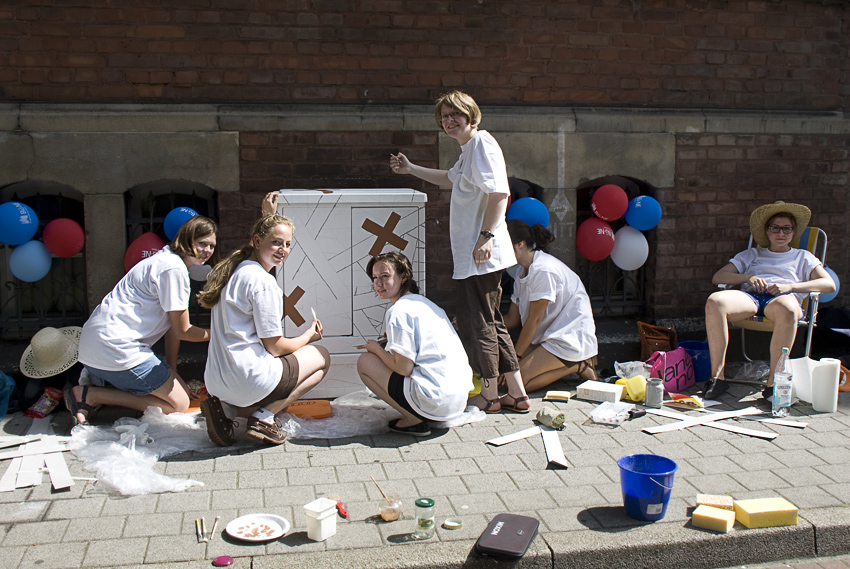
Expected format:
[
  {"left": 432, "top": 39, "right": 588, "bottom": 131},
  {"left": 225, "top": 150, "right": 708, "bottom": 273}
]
[{"left": 703, "top": 201, "right": 835, "bottom": 399}]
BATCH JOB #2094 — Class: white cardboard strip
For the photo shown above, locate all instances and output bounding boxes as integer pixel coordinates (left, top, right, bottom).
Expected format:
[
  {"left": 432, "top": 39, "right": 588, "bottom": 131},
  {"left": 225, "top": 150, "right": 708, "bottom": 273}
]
[
  {"left": 643, "top": 407, "right": 760, "bottom": 434},
  {"left": 0, "top": 442, "right": 67, "bottom": 461},
  {"left": 16, "top": 454, "right": 44, "bottom": 488},
  {"left": 698, "top": 410, "right": 807, "bottom": 429},
  {"left": 0, "top": 457, "right": 23, "bottom": 492},
  {"left": 0, "top": 436, "right": 41, "bottom": 449},
  {"left": 647, "top": 408, "right": 776, "bottom": 440},
  {"left": 540, "top": 428, "right": 569, "bottom": 469},
  {"left": 44, "top": 452, "right": 74, "bottom": 490},
  {"left": 485, "top": 426, "right": 541, "bottom": 446}
]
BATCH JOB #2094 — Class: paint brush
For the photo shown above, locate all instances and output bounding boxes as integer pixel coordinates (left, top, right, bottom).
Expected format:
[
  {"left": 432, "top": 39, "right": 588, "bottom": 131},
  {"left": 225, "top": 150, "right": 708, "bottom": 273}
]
[
  {"left": 209, "top": 516, "right": 220, "bottom": 541},
  {"left": 195, "top": 518, "right": 202, "bottom": 543},
  {"left": 370, "top": 475, "right": 393, "bottom": 505},
  {"left": 201, "top": 517, "right": 208, "bottom": 542}
]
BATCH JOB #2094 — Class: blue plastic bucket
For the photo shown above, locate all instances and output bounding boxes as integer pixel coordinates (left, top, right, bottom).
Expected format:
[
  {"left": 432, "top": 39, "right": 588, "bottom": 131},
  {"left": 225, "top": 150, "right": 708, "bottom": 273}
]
[
  {"left": 617, "top": 454, "right": 678, "bottom": 521},
  {"left": 678, "top": 340, "right": 710, "bottom": 383}
]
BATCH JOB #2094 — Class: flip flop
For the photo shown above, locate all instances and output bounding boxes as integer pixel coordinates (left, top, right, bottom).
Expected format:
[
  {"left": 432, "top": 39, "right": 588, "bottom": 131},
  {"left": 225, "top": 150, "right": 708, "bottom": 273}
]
[
  {"left": 64, "top": 386, "right": 95, "bottom": 426},
  {"left": 500, "top": 394, "right": 531, "bottom": 414}
]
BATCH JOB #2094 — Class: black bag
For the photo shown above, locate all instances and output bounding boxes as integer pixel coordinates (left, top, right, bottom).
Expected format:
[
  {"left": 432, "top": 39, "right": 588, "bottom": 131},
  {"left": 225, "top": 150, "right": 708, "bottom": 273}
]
[{"left": 475, "top": 513, "right": 539, "bottom": 560}]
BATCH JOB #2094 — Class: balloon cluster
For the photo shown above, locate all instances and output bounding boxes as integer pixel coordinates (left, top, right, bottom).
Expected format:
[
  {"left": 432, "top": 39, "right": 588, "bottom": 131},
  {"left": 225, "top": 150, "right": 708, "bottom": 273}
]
[
  {"left": 0, "top": 202, "right": 86, "bottom": 282},
  {"left": 577, "top": 185, "right": 662, "bottom": 271},
  {"left": 124, "top": 207, "right": 198, "bottom": 272}
]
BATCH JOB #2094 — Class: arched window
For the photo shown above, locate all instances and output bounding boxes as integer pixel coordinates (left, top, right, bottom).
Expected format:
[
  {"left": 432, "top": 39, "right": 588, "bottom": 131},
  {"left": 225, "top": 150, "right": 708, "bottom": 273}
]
[{"left": 0, "top": 182, "right": 87, "bottom": 339}]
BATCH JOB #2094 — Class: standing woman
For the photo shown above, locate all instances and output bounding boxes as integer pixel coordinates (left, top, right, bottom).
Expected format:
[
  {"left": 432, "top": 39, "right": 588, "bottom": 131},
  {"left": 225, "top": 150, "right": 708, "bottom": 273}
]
[
  {"left": 69, "top": 216, "right": 220, "bottom": 425},
  {"left": 198, "top": 215, "right": 330, "bottom": 446},
  {"left": 390, "top": 90, "right": 529, "bottom": 413},
  {"left": 504, "top": 220, "right": 598, "bottom": 393},
  {"left": 357, "top": 252, "right": 472, "bottom": 436}
]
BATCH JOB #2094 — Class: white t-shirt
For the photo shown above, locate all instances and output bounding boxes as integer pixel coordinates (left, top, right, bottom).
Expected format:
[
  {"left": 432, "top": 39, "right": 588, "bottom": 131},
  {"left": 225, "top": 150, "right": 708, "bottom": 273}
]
[
  {"left": 79, "top": 246, "right": 190, "bottom": 371},
  {"left": 447, "top": 130, "right": 516, "bottom": 280},
  {"left": 730, "top": 247, "right": 822, "bottom": 304},
  {"left": 384, "top": 294, "right": 473, "bottom": 421},
  {"left": 204, "top": 260, "right": 285, "bottom": 407},
  {"left": 511, "top": 251, "right": 598, "bottom": 362}
]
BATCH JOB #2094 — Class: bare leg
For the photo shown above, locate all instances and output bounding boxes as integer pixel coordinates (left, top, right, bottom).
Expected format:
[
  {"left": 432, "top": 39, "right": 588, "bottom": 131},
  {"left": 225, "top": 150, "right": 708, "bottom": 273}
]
[
  {"left": 260, "top": 345, "right": 331, "bottom": 416},
  {"left": 70, "top": 370, "right": 190, "bottom": 424},
  {"left": 519, "top": 345, "right": 596, "bottom": 392},
  {"left": 705, "top": 290, "right": 758, "bottom": 380},
  {"left": 499, "top": 370, "right": 530, "bottom": 411},
  {"left": 468, "top": 376, "right": 501, "bottom": 412},
  {"left": 356, "top": 352, "right": 422, "bottom": 427},
  {"left": 763, "top": 296, "right": 802, "bottom": 387}
]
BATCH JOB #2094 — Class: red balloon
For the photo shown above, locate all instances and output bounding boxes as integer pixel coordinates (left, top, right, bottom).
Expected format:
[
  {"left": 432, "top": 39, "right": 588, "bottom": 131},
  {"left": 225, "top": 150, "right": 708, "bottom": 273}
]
[
  {"left": 124, "top": 232, "right": 166, "bottom": 272},
  {"left": 577, "top": 218, "right": 615, "bottom": 261},
  {"left": 591, "top": 184, "right": 628, "bottom": 221},
  {"left": 43, "top": 218, "right": 85, "bottom": 257}
]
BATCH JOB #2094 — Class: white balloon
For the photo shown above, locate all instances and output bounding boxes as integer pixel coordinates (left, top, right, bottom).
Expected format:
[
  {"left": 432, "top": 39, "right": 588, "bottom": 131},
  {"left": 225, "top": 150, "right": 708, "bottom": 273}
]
[
  {"left": 189, "top": 264, "right": 212, "bottom": 282},
  {"left": 610, "top": 225, "right": 648, "bottom": 271}
]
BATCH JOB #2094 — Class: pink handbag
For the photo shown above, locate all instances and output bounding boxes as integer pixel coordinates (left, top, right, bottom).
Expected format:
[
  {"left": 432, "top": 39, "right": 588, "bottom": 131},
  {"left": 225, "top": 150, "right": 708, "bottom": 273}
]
[{"left": 646, "top": 347, "right": 695, "bottom": 393}]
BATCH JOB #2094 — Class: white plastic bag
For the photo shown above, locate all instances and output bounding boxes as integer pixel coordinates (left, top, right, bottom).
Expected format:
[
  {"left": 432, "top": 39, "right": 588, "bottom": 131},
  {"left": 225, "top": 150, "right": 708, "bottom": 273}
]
[
  {"left": 615, "top": 361, "right": 652, "bottom": 380},
  {"left": 69, "top": 407, "right": 211, "bottom": 496}
]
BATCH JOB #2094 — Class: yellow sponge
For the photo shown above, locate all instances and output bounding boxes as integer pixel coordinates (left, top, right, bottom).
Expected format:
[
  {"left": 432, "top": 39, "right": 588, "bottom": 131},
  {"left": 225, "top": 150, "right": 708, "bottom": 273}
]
[
  {"left": 624, "top": 375, "right": 647, "bottom": 402},
  {"left": 692, "top": 505, "right": 735, "bottom": 533},
  {"left": 733, "top": 497, "right": 798, "bottom": 528},
  {"left": 696, "top": 494, "right": 734, "bottom": 511}
]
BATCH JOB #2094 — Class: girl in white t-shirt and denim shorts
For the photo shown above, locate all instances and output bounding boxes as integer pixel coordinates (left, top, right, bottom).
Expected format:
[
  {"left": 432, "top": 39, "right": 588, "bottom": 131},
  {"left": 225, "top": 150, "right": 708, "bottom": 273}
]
[{"left": 72, "top": 216, "right": 220, "bottom": 425}]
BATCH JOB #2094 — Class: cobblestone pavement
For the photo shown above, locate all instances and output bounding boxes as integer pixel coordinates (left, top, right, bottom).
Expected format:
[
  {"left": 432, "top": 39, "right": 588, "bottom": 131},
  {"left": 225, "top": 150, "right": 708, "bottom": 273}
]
[{"left": 1, "top": 380, "right": 848, "bottom": 569}]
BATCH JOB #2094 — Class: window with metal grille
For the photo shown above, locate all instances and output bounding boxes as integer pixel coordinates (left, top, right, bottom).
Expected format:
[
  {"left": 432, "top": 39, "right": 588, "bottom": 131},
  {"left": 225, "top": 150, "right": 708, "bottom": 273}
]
[
  {"left": 124, "top": 181, "right": 219, "bottom": 328},
  {"left": 0, "top": 182, "right": 87, "bottom": 340}
]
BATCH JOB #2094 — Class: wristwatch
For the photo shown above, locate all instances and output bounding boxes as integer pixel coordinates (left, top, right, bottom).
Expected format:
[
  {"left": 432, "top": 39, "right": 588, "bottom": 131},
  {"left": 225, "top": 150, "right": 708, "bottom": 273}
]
[{"left": 479, "top": 230, "right": 495, "bottom": 240}]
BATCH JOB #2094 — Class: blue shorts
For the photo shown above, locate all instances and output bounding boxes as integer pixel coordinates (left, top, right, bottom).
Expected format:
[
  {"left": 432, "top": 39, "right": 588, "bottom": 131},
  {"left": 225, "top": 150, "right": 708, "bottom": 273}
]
[
  {"left": 742, "top": 291, "right": 788, "bottom": 318},
  {"left": 84, "top": 356, "right": 173, "bottom": 396}
]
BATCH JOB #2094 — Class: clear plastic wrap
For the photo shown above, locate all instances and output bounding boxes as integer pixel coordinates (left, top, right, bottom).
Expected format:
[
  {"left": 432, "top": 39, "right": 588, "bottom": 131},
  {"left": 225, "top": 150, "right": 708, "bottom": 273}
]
[
  {"left": 69, "top": 406, "right": 209, "bottom": 496},
  {"left": 615, "top": 361, "right": 653, "bottom": 380}
]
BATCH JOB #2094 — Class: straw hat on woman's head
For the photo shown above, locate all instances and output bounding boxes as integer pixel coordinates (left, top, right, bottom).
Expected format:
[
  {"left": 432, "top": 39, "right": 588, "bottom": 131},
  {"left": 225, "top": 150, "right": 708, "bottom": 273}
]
[
  {"left": 20, "top": 326, "right": 82, "bottom": 379},
  {"left": 749, "top": 201, "right": 811, "bottom": 248}
]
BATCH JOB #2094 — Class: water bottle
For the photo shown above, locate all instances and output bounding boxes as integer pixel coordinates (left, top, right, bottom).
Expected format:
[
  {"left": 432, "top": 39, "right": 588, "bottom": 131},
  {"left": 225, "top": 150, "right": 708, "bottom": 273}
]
[{"left": 772, "top": 347, "right": 792, "bottom": 417}]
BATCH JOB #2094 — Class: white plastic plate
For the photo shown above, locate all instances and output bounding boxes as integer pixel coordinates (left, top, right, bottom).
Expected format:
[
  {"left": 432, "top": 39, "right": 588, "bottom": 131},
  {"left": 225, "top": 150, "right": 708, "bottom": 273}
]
[{"left": 225, "top": 514, "right": 290, "bottom": 541}]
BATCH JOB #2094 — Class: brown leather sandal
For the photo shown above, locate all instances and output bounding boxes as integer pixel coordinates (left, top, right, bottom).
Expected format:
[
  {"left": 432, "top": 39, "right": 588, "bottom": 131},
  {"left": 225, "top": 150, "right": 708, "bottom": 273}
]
[
  {"left": 470, "top": 394, "right": 502, "bottom": 414},
  {"left": 500, "top": 394, "right": 531, "bottom": 414}
]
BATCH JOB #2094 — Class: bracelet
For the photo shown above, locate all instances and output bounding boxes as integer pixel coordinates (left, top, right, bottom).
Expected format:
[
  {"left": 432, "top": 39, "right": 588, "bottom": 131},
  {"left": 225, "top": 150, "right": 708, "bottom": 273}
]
[{"left": 480, "top": 230, "right": 495, "bottom": 240}]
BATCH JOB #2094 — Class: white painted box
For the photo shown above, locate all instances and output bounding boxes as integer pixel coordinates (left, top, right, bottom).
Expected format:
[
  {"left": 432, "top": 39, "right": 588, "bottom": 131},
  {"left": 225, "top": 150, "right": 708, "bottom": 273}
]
[
  {"left": 576, "top": 381, "right": 624, "bottom": 403},
  {"left": 275, "top": 188, "right": 427, "bottom": 400}
]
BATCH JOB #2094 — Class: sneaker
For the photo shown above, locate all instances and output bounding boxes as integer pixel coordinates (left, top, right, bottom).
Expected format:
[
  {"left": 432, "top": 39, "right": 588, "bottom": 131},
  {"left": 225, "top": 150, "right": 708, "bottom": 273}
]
[
  {"left": 246, "top": 416, "right": 287, "bottom": 445},
  {"left": 702, "top": 377, "right": 730, "bottom": 399},
  {"left": 388, "top": 419, "right": 431, "bottom": 437},
  {"left": 200, "top": 396, "right": 236, "bottom": 446}
]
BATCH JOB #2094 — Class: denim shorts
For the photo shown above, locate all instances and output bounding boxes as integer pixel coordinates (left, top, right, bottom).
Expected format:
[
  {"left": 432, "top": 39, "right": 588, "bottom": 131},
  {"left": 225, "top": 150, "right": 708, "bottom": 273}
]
[
  {"left": 84, "top": 355, "right": 172, "bottom": 396},
  {"left": 743, "top": 291, "right": 788, "bottom": 318}
]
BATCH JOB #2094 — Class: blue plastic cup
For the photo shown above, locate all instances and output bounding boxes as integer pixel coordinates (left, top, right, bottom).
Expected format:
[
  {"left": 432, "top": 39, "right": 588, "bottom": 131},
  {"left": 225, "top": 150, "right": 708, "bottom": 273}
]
[
  {"left": 678, "top": 340, "right": 711, "bottom": 383},
  {"left": 617, "top": 454, "right": 678, "bottom": 521}
]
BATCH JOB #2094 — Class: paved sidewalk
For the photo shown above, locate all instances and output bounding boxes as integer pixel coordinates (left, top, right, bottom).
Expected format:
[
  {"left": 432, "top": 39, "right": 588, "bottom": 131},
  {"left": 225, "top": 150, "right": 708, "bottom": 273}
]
[{"left": 1, "top": 380, "right": 849, "bottom": 569}]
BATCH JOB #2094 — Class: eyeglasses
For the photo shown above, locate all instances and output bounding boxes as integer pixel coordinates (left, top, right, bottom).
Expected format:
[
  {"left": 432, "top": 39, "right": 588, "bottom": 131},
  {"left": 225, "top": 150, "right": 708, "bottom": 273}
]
[
  {"left": 440, "top": 111, "right": 466, "bottom": 123},
  {"left": 768, "top": 225, "right": 794, "bottom": 235}
]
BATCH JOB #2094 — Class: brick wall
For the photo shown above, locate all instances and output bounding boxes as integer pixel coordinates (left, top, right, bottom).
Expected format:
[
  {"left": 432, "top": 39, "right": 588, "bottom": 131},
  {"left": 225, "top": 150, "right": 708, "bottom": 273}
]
[
  {"left": 653, "top": 133, "right": 849, "bottom": 319},
  {"left": 0, "top": 1, "right": 847, "bottom": 111}
]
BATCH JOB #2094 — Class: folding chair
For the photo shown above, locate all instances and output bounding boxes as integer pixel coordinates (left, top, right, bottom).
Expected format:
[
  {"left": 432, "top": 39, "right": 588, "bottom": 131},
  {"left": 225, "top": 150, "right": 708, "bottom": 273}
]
[{"left": 724, "top": 227, "right": 827, "bottom": 362}]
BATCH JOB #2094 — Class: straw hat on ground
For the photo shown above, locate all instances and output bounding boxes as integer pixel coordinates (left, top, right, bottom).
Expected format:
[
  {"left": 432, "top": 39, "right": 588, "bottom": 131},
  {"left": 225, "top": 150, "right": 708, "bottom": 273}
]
[
  {"left": 749, "top": 201, "right": 811, "bottom": 248},
  {"left": 20, "top": 326, "right": 83, "bottom": 379}
]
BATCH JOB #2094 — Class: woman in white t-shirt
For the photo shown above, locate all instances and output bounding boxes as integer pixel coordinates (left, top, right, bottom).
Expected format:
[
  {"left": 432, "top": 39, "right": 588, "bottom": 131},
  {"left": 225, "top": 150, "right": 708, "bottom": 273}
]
[
  {"left": 198, "top": 215, "right": 330, "bottom": 446},
  {"left": 357, "top": 252, "right": 472, "bottom": 436},
  {"left": 70, "top": 216, "right": 219, "bottom": 425},
  {"left": 704, "top": 201, "right": 835, "bottom": 400},
  {"left": 389, "top": 90, "right": 529, "bottom": 414},
  {"left": 504, "top": 220, "right": 599, "bottom": 392}
]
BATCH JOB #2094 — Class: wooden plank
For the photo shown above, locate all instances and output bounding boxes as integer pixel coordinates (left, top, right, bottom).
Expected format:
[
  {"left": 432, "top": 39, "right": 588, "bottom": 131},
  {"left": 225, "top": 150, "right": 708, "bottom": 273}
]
[
  {"left": 647, "top": 408, "right": 776, "bottom": 440},
  {"left": 0, "top": 457, "right": 22, "bottom": 492},
  {"left": 44, "top": 452, "right": 74, "bottom": 490},
  {"left": 486, "top": 426, "right": 541, "bottom": 446},
  {"left": 541, "top": 428, "right": 569, "bottom": 469},
  {"left": 643, "top": 407, "right": 761, "bottom": 434}
]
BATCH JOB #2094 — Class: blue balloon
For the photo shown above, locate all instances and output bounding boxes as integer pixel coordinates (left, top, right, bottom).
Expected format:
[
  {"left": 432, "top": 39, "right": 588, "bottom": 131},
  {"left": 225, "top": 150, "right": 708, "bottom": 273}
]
[
  {"left": 506, "top": 198, "right": 549, "bottom": 228},
  {"left": 0, "top": 202, "right": 39, "bottom": 245},
  {"left": 820, "top": 266, "right": 840, "bottom": 303},
  {"left": 624, "top": 196, "right": 662, "bottom": 231},
  {"left": 10, "top": 240, "right": 52, "bottom": 282},
  {"left": 163, "top": 207, "right": 198, "bottom": 241}
]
